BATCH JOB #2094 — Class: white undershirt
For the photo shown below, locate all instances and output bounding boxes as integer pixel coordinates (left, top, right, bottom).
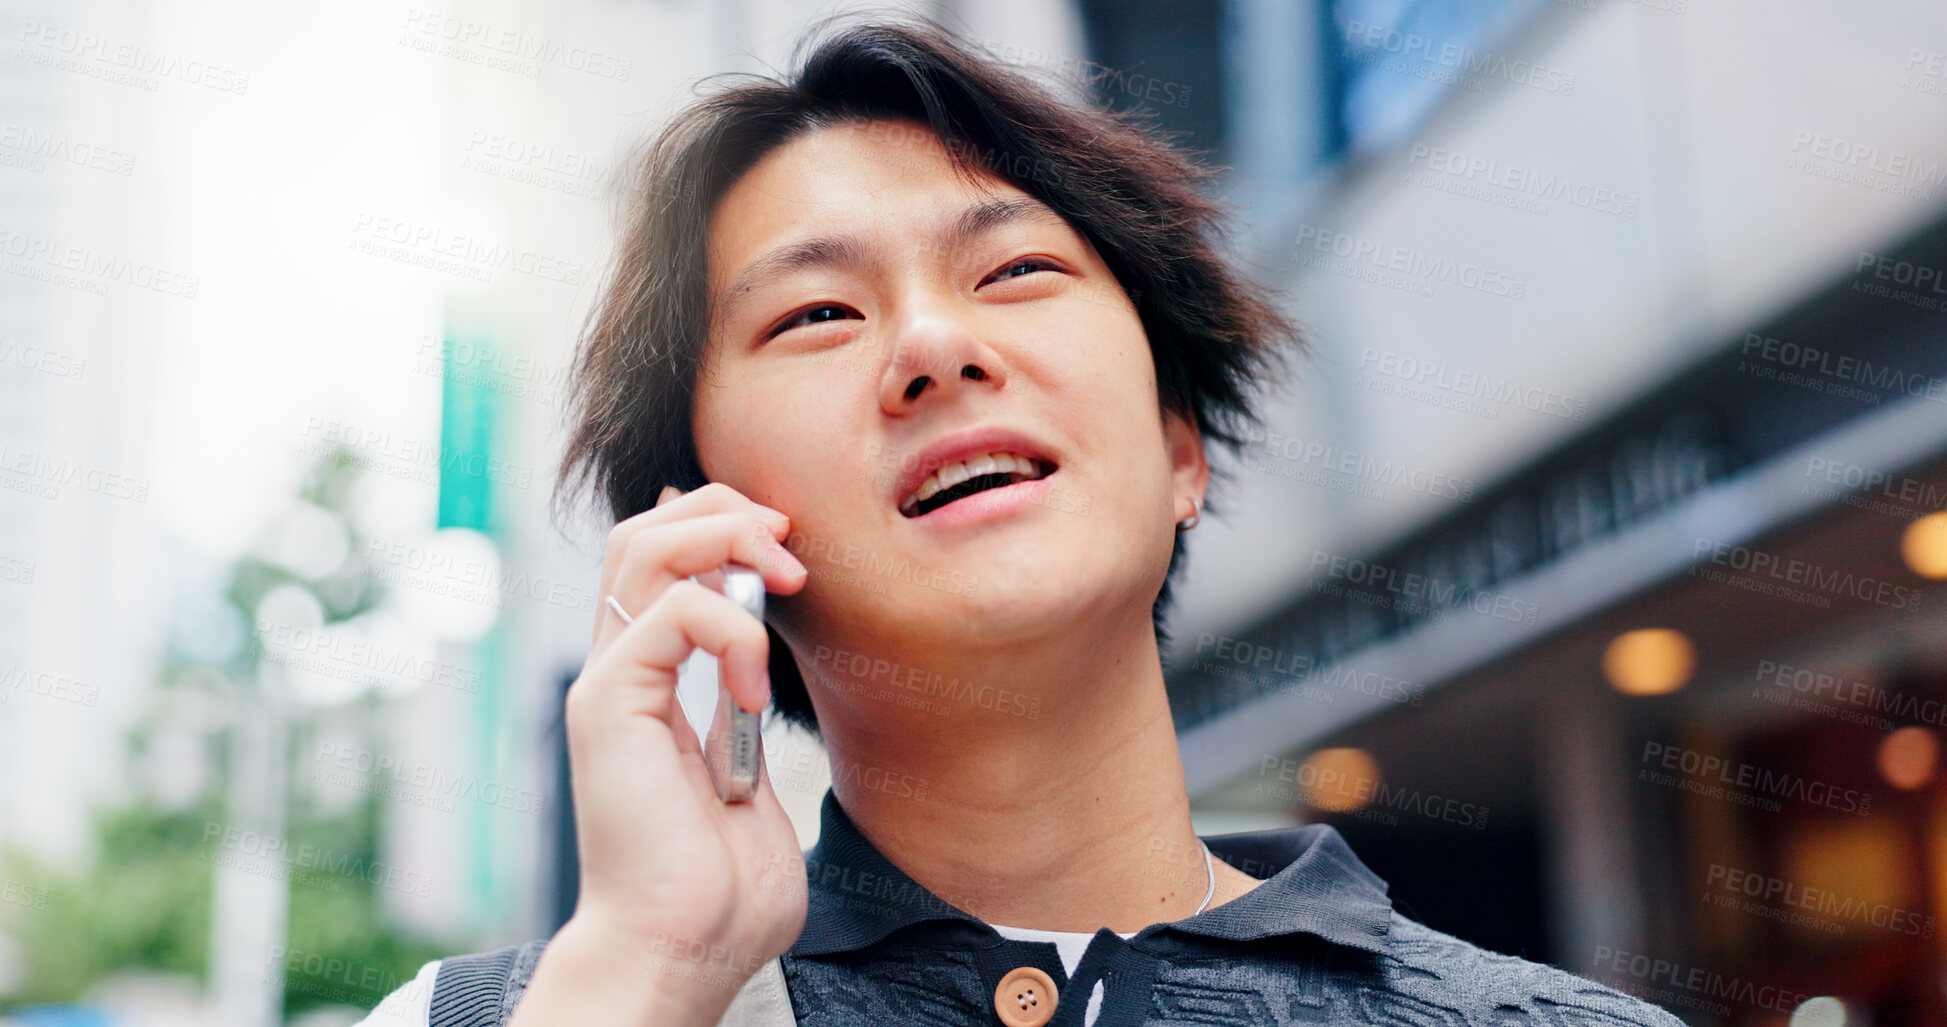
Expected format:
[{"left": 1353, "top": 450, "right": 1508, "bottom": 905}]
[
  {"left": 987, "top": 923, "right": 1136, "bottom": 1027},
  {"left": 351, "top": 957, "right": 439, "bottom": 1027}
]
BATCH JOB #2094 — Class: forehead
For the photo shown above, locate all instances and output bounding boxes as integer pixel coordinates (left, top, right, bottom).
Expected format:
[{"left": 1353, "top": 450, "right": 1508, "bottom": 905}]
[{"left": 704, "top": 120, "right": 1046, "bottom": 293}]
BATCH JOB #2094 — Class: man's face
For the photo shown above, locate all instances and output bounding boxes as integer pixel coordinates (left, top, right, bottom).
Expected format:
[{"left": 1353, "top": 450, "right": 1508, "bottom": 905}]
[{"left": 692, "top": 118, "right": 1204, "bottom": 683}]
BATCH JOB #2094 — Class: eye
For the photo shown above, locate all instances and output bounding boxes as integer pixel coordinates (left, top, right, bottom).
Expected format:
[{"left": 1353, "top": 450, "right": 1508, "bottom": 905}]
[
  {"left": 769, "top": 303, "right": 860, "bottom": 339},
  {"left": 982, "top": 257, "right": 1060, "bottom": 286}
]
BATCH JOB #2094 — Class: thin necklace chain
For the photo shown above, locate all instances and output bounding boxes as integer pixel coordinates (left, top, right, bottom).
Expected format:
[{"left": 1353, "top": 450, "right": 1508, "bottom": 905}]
[
  {"left": 1191, "top": 840, "right": 1216, "bottom": 915},
  {"left": 988, "top": 840, "right": 1218, "bottom": 934}
]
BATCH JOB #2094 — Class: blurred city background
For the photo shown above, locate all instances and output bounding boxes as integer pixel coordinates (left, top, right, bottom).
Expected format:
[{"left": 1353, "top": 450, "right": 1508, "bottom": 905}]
[{"left": 2, "top": 0, "right": 1946, "bottom": 1023}]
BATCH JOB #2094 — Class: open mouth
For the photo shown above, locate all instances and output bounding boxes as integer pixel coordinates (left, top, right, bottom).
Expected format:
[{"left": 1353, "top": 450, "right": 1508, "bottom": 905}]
[{"left": 899, "top": 452, "right": 1056, "bottom": 518}]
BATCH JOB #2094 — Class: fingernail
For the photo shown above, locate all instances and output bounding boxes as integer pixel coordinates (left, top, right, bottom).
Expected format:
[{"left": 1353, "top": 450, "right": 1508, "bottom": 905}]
[
  {"left": 658, "top": 485, "right": 682, "bottom": 505},
  {"left": 755, "top": 503, "right": 790, "bottom": 526}
]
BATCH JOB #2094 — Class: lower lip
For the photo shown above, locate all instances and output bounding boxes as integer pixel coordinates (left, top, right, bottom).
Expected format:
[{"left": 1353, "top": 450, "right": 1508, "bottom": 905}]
[{"left": 903, "top": 471, "right": 1059, "bottom": 528}]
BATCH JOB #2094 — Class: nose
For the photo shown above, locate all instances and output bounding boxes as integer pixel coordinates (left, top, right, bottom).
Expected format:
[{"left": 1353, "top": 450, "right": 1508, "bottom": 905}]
[{"left": 876, "top": 298, "right": 1007, "bottom": 414}]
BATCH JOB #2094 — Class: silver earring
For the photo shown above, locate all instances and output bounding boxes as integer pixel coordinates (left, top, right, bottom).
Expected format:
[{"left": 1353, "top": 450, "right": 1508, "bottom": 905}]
[{"left": 1177, "top": 496, "right": 1200, "bottom": 531}]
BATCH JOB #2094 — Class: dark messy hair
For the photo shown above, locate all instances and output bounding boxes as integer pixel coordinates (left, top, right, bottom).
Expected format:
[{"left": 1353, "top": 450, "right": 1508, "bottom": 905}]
[{"left": 556, "top": 18, "right": 1301, "bottom": 739}]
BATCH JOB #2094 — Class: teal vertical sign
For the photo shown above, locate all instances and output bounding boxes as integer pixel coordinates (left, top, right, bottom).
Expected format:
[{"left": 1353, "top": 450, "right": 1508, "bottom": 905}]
[
  {"left": 437, "top": 334, "right": 502, "bottom": 534},
  {"left": 436, "top": 329, "right": 509, "bottom": 923}
]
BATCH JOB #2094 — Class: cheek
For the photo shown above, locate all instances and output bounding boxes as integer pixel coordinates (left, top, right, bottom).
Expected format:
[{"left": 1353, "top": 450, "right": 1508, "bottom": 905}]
[
  {"left": 1047, "top": 313, "right": 1158, "bottom": 427},
  {"left": 694, "top": 372, "right": 788, "bottom": 491},
  {"left": 695, "top": 363, "right": 860, "bottom": 503},
  {"left": 1061, "top": 299, "right": 1149, "bottom": 382}
]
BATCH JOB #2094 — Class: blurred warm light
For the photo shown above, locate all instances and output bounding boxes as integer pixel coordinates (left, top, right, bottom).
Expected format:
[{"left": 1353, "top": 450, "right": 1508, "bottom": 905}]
[
  {"left": 1602, "top": 628, "right": 1695, "bottom": 695},
  {"left": 1902, "top": 512, "right": 1947, "bottom": 580},
  {"left": 1929, "top": 798, "right": 1947, "bottom": 958},
  {"left": 1790, "top": 996, "right": 1848, "bottom": 1027},
  {"left": 1786, "top": 818, "right": 1913, "bottom": 931},
  {"left": 1879, "top": 727, "right": 1938, "bottom": 790},
  {"left": 1302, "top": 748, "right": 1381, "bottom": 813}
]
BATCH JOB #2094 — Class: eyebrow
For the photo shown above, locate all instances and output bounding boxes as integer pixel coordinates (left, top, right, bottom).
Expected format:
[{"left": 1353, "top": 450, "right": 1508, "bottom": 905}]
[
  {"left": 944, "top": 196, "right": 1067, "bottom": 253},
  {"left": 717, "top": 196, "right": 1070, "bottom": 314}
]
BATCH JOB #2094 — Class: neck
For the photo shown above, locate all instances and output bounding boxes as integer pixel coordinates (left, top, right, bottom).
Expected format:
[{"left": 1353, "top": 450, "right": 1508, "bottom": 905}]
[{"left": 808, "top": 615, "right": 1253, "bottom": 934}]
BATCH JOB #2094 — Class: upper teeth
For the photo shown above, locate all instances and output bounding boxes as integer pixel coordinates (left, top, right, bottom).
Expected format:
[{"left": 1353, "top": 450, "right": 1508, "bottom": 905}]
[{"left": 901, "top": 452, "right": 1042, "bottom": 513}]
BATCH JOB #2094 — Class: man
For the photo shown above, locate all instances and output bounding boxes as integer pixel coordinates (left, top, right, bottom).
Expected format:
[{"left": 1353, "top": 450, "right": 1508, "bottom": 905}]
[{"left": 358, "top": 20, "right": 1682, "bottom": 1027}]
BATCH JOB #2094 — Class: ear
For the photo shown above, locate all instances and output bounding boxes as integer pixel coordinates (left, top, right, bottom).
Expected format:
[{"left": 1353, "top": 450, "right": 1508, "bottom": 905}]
[{"left": 1163, "top": 408, "right": 1209, "bottom": 526}]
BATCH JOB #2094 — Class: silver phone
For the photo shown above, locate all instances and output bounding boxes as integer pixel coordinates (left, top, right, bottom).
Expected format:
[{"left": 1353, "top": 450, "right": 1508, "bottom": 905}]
[{"left": 685, "top": 563, "right": 764, "bottom": 802}]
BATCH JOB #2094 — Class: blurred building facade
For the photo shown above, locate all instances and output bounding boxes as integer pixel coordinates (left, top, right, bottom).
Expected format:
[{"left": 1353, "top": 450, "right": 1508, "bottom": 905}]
[{"left": 1143, "top": 1, "right": 1947, "bottom": 1022}]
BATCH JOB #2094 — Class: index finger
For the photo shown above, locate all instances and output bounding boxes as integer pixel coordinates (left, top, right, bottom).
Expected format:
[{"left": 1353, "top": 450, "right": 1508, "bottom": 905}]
[{"left": 598, "top": 482, "right": 790, "bottom": 604}]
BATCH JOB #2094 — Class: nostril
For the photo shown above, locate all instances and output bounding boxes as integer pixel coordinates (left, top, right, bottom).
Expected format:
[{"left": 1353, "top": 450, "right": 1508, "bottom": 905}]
[
  {"left": 961, "top": 364, "right": 986, "bottom": 381},
  {"left": 904, "top": 376, "right": 930, "bottom": 401}
]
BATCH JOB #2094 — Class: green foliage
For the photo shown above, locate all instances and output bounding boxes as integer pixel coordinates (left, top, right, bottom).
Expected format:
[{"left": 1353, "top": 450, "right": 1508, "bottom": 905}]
[
  {"left": 0, "top": 798, "right": 219, "bottom": 1007},
  {"left": 0, "top": 446, "right": 463, "bottom": 1021},
  {"left": 264, "top": 783, "right": 451, "bottom": 1019},
  {"left": 0, "top": 787, "right": 451, "bottom": 1020}
]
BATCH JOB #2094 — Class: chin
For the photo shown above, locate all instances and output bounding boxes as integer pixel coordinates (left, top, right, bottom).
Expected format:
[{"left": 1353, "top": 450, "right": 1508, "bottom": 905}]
[{"left": 944, "top": 566, "right": 1138, "bottom": 642}]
